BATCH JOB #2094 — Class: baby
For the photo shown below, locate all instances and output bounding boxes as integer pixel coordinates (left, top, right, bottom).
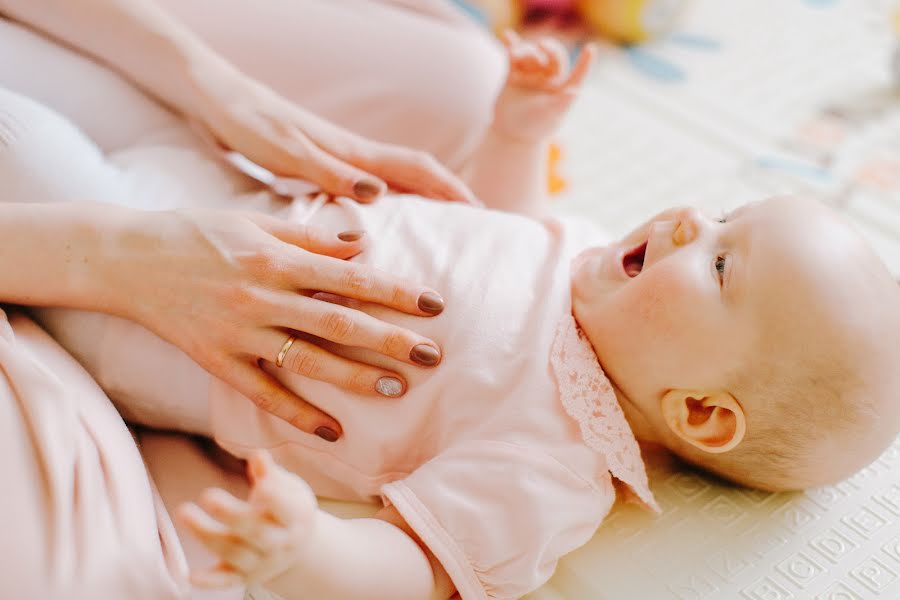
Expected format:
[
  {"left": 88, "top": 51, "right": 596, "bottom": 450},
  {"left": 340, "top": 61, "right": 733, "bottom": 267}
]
[{"left": 6, "top": 33, "right": 900, "bottom": 600}]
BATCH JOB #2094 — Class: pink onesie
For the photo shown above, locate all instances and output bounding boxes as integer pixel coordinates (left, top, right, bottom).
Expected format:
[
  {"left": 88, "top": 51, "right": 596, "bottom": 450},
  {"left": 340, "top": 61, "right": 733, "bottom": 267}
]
[
  {"left": 23, "top": 130, "right": 661, "bottom": 597},
  {"left": 202, "top": 194, "right": 662, "bottom": 599}
]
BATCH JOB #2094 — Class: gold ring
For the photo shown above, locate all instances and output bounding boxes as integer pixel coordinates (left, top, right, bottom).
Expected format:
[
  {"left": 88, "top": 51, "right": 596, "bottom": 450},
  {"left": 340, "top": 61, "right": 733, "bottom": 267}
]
[{"left": 275, "top": 335, "right": 296, "bottom": 368}]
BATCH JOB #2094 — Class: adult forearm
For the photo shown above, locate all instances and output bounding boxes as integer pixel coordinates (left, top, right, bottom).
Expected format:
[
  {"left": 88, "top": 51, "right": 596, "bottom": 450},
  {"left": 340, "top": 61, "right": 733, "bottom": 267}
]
[
  {"left": 0, "top": 202, "right": 140, "bottom": 314},
  {"left": 0, "top": 0, "right": 231, "bottom": 117}
]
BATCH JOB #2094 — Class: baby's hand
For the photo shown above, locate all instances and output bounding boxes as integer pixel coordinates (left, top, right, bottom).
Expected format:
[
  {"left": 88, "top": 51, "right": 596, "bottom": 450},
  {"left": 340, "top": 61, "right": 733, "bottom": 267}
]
[
  {"left": 177, "top": 450, "right": 318, "bottom": 588},
  {"left": 492, "top": 31, "right": 596, "bottom": 142}
]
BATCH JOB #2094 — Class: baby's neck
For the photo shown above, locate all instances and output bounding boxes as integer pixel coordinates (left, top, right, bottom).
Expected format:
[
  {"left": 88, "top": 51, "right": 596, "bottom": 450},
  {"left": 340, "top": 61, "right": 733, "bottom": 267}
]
[
  {"left": 611, "top": 383, "right": 661, "bottom": 445},
  {"left": 571, "top": 306, "right": 662, "bottom": 445}
]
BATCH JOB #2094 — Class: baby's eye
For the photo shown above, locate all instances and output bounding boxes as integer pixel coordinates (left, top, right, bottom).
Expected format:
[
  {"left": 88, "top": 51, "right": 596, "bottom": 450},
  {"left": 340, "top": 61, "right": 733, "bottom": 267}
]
[
  {"left": 715, "top": 256, "right": 727, "bottom": 280},
  {"left": 717, "top": 213, "right": 728, "bottom": 224}
]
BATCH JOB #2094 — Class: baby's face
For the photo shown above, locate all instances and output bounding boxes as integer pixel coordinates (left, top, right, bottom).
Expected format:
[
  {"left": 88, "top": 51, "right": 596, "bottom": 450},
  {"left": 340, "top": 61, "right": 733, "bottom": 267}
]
[
  {"left": 573, "top": 197, "right": 881, "bottom": 420},
  {"left": 572, "top": 195, "right": 900, "bottom": 484},
  {"left": 572, "top": 201, "right": 767, "bottom": 405}
]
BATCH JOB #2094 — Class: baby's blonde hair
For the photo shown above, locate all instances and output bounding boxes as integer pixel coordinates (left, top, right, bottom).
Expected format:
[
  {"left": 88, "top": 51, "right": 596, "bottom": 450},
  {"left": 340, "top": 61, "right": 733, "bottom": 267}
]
[
  {"left": 684, "top": 354, "right": 877, "bottom": 491},
  {"left": 675, "top": 270, "right": 900, "bottom": 492}
]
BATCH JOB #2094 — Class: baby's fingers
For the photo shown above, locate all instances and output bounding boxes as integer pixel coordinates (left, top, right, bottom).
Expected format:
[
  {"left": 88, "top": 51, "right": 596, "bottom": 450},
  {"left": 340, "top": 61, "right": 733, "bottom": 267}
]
[
  {"left": 178, "top": 502, "right": 262, "bottom": 575},
  {"left": 501, "top": 29, "right": 548, "bottom": 70},
  {"left": 563, "top": 43, "right": 597, "bottom": 90},
  {"left": 199, "top": 487, "right": 286, "bottom": 549},
  {"left": 248, "top": 450, "right": 318, "bottom": 528},
  {"left": 537, "top": 38, "right": 570, "bottom": 84}
]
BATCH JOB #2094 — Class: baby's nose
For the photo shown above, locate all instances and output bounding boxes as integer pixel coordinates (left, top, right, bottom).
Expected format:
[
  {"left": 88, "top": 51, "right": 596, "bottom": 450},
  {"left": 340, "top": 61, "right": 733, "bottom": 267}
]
[{"left": 672, "top": 208, "right": 705, "bottom": 246}]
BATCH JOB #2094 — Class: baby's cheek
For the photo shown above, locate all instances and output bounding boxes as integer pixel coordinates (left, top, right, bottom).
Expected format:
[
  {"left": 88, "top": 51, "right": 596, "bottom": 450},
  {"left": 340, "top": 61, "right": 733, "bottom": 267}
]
[{"left": 627, "top": 266, "right": 693, "bottom": 333}]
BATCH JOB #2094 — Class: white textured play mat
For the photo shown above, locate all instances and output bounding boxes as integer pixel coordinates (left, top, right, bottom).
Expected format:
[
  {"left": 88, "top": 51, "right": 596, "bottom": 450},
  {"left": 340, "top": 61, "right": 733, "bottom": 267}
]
[{"left": 330, "top": 1, "right": 900, "bottom": 600}]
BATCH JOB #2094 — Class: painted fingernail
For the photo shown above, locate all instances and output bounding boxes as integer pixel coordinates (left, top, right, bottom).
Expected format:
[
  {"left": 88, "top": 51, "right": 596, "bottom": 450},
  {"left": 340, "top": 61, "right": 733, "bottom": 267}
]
[
  {"left": 353, "top": 179, "right": 383, "bottom": 200},
  {"left": 337, "top": 229, "right": 365, "bottom": 242},
  {"left": 410, "top": 344, "right": 441, "bottom": 366},
  {"left": 315, "top": 426, "right": 339, "bottom": 442},
  {"left": 376, "top": 376, "right": 404, "bottom": 397},
  {"left": 417, "top": 291, "right": 444, "bottom": 315}
]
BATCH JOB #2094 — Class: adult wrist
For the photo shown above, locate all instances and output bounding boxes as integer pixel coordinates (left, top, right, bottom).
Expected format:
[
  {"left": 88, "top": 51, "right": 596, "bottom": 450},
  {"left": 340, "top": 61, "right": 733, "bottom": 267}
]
[
  {"left": 181, "top": 46, "right": 250, "bottom": 120},
  {"left": 75, "top": 204, "right": 166, "bottom": 319}
]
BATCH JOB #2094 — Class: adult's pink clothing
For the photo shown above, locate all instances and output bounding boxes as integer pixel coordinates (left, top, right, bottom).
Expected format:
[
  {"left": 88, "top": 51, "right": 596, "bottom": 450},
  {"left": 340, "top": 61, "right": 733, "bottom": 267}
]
[{"left": 0, "top": 1, "right": 504, "bottom": 598}]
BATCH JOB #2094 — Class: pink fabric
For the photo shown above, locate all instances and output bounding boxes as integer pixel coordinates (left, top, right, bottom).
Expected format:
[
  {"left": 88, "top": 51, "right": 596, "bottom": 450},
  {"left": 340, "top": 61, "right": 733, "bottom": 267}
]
[
  {"left": 0, "top": 4, "right": 657, "bottom": 596},
  {"left": 0, "top": 1, "right": 505, "bottom": 596},
  {"left": 0, "top": 309, "right": 189, "bottom": 599},
  {"left": 0, "top": 0, "right": 504, "bottom": 171},
  {"left": 206, "top": 196, "right": 657, "bottom": 599},
  {"left": 550, "top": 313, "right": 660, "bottom": 513},
  {"left": 152, "top": 0, "right": 505, "bottom": 171}
]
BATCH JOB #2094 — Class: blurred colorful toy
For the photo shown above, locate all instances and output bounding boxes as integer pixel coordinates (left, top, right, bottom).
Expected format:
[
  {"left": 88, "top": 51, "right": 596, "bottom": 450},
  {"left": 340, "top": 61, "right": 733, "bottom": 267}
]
[
  {"left": 459, "top": 0, "right": 689, "bottom": 43},
  {"left": 577, "top": 0, "right": 689, "bottom": 43}
]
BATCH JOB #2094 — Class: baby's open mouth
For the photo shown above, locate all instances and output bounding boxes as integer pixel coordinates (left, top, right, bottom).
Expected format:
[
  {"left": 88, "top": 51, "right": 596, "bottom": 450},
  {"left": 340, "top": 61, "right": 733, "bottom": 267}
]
[{"left": 622, "top": 241, "right": 647, "bottom": 278}]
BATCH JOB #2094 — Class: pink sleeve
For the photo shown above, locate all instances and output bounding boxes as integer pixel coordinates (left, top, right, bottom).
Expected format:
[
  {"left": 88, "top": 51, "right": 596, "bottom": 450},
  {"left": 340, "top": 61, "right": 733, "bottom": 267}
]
[{"left": 381, "top": 441, "right": 615, "bottom": 600}]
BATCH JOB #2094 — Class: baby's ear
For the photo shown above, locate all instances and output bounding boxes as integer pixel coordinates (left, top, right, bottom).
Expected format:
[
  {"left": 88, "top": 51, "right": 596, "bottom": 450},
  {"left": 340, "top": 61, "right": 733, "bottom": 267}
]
[{"left": 660, "top": 390, "right": 746, "bottom": 454}]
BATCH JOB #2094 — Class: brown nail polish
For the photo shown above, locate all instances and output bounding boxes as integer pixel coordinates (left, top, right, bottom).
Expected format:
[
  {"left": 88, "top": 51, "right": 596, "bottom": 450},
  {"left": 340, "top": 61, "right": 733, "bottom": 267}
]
[
  {"left": 410, "top": 344, "right": 441, "bottom": 366},
  {"left": 315, "top": 426, "right": 339, "bottom": 442},
  {"left": 417, "top": 291, "right": 444, "bottom": 315},
  {"left": 337, "top": 230, "right": 365, "bottom": 242},
  {"left": 353, "top": 180, "right": 383, "bottom": 200}
]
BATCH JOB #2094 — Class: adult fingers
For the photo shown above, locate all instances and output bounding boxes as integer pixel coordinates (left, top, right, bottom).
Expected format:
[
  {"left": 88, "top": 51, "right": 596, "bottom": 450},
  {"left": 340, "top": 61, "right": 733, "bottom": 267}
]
[
  {"left": 264, "top": 293, "right": 441, "bottom": 368},
  {"left": 246, "top": 212, "right": 367, "bottom": 260},
  {"left": 273, "top": 113, "right": 474, "bottom": 204},
  {"left": 227, "top": 359, "right": 342, "bottom": 441},
  {"left": 254, "top": 117, "right": 387, "bottom": 203},
  {"left": 346, "top": 143, "right": 479, "bottom": 206},
  {"left": 255, "top": 327, "right": 415, "bottom": 397},
  {"left": 293, "top": 253, "right": 446, "bottom": 317}
]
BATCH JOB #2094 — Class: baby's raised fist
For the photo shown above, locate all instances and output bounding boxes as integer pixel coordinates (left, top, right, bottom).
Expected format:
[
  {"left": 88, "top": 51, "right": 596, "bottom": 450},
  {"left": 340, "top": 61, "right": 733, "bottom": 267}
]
[{"left": 492, "top": 31, "right": 596, "bottom": 142}]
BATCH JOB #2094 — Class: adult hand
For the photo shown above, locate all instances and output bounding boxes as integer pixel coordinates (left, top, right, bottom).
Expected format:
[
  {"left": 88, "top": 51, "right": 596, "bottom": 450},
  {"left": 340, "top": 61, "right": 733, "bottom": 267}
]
[
  {"left": 189, "top": 61, "right": 479, "bottom": 205},
  {"left": 108, "top": 208, "right": 445, "bottom": 441}
]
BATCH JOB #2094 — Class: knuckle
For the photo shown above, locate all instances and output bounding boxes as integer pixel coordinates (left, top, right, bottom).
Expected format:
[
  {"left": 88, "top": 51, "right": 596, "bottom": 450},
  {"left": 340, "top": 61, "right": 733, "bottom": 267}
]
[
  {"left": 317, "top": 310, "right": 356, "bottom": 342},
  {"left": 287, "top": 347, "right": 321, "bottom": 377},
  {"left": 347, "top": 368, "right": 375, "bottom": 392},
  {"left": 339, "top": 266, "right": 373, "bottom": 294},
  {"left": 292, "top": 257, "right": 320, "bottom": 284},
  {"left": 221, "top": 283, "right": 259, "bottom": 308},
  {"left": 389, "top": 284, "right": 409, "bottom": 307},
  {"left": 245, "top": 248, "right": 286, "bottom": 280},
  {"left": 379, "top": 329, "right": 411, "bottom": 357},
  {"left": 251, "top": 391, "right": 278, "bottom": 414}
]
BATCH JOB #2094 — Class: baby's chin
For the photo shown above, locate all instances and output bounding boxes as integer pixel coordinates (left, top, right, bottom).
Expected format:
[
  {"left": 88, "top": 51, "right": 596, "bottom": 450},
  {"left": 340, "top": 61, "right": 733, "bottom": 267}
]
[
  {"left": 570, "top": 246, "right": 601, "bottom": 277},
  {"left": 570, "top": 245, "right": 618, "bottom": 301}
]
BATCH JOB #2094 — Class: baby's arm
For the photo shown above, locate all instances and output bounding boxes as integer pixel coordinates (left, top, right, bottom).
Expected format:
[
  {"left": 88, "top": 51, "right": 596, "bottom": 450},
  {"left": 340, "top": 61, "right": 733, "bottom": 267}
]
[
  {"left": 178, "top": 451, "right": 455, "bottom": 600},
  {"left": 464, "top": 33, "right": 595, "bottom": 217}
]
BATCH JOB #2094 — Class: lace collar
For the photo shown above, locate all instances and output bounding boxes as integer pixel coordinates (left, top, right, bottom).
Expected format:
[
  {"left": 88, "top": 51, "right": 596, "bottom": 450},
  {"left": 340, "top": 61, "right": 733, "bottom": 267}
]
[{"left": 550, "top": 313, "right": 661, "bottom": 514}]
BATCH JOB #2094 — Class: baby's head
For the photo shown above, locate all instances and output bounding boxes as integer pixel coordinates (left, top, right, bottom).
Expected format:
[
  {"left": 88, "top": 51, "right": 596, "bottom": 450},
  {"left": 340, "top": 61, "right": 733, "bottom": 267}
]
[{"left": 572, "top": 196, "right": 900, "bottom": 491}]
